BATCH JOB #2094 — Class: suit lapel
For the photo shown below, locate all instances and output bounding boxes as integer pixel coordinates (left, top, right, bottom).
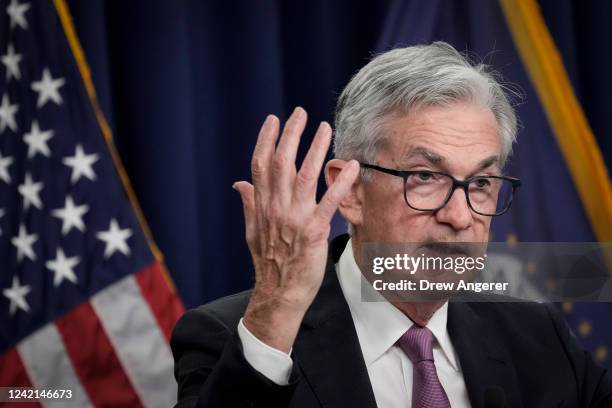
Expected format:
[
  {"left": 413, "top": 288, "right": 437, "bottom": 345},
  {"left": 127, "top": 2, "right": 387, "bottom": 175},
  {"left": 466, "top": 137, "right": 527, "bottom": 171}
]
[
  {"left": 294, "top": 235, "right": 525, "bottom": 408},
  {"left": 293, "top": 235, "right": 378, "bottom": 408},
  {"left": 448, "top": 302, "right": 524, "bottom": 408}
]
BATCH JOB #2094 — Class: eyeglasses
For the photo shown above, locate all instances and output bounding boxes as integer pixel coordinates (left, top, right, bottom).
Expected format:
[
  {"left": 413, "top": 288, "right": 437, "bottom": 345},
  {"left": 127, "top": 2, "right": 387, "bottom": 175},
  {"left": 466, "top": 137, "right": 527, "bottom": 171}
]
[{"left": 360, "top": 163, "right": 521, "bottom": 216}]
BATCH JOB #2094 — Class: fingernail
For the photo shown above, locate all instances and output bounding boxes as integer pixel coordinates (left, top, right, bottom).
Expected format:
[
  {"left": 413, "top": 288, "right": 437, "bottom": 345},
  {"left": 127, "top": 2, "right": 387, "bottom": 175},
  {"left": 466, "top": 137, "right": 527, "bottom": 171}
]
[
  {"left": 232, "top": 182, "right": 238, "bottom": 190},
  {"left": 263, "top": 115, "right": 273, "bottom": 126},
  {"left": 294, "top": 106, "right": 304, "bottom": 116}
]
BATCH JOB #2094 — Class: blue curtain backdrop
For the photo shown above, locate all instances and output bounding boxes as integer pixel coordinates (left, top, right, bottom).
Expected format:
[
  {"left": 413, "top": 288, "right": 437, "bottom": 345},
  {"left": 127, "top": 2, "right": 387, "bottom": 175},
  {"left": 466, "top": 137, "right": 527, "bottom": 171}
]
[
  {"left": 66, "top": 0, "right": 391, "bottom": 307},
  {"left": 65, "top": 0, "right": 611, "bottom": 362}
]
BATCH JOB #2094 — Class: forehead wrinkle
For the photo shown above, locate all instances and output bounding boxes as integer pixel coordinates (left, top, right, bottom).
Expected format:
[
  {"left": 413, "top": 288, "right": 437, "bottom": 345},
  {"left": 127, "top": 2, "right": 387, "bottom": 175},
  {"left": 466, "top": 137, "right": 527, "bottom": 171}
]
[
  {"left": 397, "top": 147, "right": 501, "bottom": 176},
  {"left": 395, "top": 125, "right": 499, "bottom": 154},
  {"left": 383, "top": 104, "right": 502, "bottom": 170},
  {"left": 401, "top": 107, "right": 500, "bottom": 146}
]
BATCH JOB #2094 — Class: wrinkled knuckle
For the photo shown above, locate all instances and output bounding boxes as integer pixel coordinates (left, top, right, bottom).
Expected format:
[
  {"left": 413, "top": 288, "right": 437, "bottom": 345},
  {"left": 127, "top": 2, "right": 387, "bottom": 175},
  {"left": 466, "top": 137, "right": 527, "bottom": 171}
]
[
  {"left": 272, "top": 154, "right": 288, "bottom": 174},
  {"left": 251, "top": 158, "right": 266, "bottom": 176},
  {"left": 297, "top": 168, "right": 316, "bottom": 185}
]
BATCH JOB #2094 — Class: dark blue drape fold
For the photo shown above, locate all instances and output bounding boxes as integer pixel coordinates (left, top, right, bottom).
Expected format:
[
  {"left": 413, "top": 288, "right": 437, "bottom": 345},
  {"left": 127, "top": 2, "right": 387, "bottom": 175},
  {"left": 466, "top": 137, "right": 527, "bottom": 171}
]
[{"left": 67, "top": 0, "right": 389, "bottom": 307}]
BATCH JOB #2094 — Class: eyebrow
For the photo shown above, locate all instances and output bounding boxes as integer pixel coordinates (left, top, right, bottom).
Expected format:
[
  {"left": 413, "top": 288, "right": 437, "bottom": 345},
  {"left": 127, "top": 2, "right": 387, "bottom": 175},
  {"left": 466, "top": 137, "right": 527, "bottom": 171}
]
[
  {"left": 477, "top": 155, "right": 499, "bottom": 172},
  {"left": 404, "top": 147, "right": 444, "bottom": 164},
  {"left": 404, "top": 147, "right": 500, "bottom": 172}
]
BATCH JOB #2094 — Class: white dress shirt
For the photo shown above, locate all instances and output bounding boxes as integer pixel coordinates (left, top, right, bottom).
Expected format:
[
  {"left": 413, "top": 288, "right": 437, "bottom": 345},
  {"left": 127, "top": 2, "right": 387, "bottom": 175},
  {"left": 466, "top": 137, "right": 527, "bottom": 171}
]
[{"left": 238, "top": 239, "right": 472, "bottom": 407}]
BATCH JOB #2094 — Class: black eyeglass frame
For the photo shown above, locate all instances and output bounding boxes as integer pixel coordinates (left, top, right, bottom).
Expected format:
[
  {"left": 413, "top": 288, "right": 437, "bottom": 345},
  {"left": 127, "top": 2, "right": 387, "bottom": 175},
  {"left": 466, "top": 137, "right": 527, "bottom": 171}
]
[{"left": 359, "top": 162, "right": 521, "bottom": 216}]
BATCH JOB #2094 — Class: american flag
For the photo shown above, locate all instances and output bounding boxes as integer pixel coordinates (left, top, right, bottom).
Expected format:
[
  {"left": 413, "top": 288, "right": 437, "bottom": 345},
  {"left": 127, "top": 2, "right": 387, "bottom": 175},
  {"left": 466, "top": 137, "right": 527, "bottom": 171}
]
[{"left": 0, "top": 0, "right": 185, "bottom": 406}]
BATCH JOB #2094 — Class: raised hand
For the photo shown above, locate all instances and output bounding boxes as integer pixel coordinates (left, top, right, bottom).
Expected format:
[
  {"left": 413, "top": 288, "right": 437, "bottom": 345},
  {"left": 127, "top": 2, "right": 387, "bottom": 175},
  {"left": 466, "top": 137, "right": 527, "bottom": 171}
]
[{"left": 233, "top": 107, "right": 359, "bottom": 353}]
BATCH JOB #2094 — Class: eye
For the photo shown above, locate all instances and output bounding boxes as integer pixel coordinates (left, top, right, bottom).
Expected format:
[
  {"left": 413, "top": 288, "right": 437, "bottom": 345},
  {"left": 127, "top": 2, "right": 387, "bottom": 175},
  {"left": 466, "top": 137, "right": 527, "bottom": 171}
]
[
  {"left": 473, "top": 177, "right": 491, "bottom": 188},
  {"left": 416, "top": 171, "right": 433, "bottom": 181}
]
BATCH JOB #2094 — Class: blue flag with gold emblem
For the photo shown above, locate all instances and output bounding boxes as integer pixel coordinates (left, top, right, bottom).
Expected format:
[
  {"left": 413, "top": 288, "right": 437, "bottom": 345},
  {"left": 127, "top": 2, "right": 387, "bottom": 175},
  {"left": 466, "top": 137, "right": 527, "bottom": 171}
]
[{"left": 375, "top": 0, "right": 612, "bottom": 369}]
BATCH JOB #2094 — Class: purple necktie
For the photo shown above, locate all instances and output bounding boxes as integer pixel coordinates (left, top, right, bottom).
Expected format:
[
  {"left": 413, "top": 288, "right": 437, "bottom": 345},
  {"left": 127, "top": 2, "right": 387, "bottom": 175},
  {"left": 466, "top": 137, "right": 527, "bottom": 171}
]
[{"left": 398, "top": 326, "right": 451, "bottom": 408}]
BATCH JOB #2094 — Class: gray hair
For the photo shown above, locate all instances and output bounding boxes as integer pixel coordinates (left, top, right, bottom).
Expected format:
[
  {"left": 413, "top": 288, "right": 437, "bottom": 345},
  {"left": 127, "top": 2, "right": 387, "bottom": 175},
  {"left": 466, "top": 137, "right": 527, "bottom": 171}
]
[{"left": 333, "top": 42, "right": 518, "bottom": 170}]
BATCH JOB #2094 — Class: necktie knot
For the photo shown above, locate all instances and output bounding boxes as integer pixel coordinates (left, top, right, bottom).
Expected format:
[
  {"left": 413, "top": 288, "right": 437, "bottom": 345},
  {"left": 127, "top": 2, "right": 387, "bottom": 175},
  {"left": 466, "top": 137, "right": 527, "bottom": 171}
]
[{"left": 398, "top": 325, "right": 434, "bottom": 363}]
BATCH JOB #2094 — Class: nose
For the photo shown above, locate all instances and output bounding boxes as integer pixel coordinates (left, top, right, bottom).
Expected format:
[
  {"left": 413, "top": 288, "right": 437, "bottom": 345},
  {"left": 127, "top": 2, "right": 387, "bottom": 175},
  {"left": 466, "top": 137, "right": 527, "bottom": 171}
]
[{"left": 434, "top": 188, "right": 473, "bottom": 231}]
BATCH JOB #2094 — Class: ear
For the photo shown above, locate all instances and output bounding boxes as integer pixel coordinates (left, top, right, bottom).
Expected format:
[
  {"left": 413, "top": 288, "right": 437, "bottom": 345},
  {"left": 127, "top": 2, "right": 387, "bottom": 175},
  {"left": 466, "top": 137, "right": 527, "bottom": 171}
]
[{"left": 324, "top": 159, "right": 364, "bottom": 227}]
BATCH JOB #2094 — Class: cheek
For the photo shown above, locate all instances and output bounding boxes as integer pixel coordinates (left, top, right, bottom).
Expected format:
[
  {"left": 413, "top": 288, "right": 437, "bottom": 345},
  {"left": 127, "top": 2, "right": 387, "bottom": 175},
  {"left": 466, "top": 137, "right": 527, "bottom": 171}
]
[
  {"left": 463, "top": 213, "right": 492, "bottom": 242},
  {"left": 475, "top": 216, "right": 492, "bottom": 238},
  {"left": 364, "top": 190, "right": 430, "bottom": 240},
  {"left": 393, "top": 211, "right": 436, "bottom": 241},
  {"left": 363, "top": 184, "right": 404, "bottom": 229}
]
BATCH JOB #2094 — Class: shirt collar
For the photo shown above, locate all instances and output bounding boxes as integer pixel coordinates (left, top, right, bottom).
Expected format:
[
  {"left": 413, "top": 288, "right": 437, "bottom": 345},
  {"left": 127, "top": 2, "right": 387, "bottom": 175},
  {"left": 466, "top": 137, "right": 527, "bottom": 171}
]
[{"left": 335, "top": 238, "right": 459, "bottom": 371}]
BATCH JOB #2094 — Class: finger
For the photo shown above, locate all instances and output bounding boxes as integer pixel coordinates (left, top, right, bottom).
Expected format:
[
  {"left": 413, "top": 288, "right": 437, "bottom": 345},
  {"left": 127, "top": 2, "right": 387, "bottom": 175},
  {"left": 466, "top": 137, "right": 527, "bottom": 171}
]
[
  {"left": 294, "top": 121, "right": 332, "bottom": 202},
  {"left": 233, "top": 181, "right": 256, "bottom": 244},
  {"left": 271, "top": 107, "right": 307, "bottom": 204},
  {"left": 314, "top": 160, "right": 360, "bottom": 223},
  {"left": 251, "top": 115, "right": 280, "bottom": 198},
  {"left": 251, "top": 116, "right": 279, "bottom": 255},
  {"left": 275, "top": 106, "right": 307, "bottom": 166}
]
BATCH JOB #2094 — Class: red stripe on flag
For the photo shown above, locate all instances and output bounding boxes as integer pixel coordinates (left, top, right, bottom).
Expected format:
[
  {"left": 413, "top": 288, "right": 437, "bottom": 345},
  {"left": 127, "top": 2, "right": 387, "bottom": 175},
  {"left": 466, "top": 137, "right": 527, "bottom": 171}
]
[
  {"left": 135, "top": 261, "right": 185, "bottom": 342},
  {"left": 0, "top": 348, "right": 40, "bottom": 408},
  {"left": 55, "top": 302, "right": 144, "bottom": 407}
]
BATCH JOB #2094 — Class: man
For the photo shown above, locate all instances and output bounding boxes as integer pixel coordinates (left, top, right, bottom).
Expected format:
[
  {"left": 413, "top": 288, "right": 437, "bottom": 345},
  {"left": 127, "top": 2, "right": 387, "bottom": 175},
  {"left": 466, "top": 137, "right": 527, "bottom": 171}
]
[{"left": 171, "top": 42, "right": 612, "bottom": 407}]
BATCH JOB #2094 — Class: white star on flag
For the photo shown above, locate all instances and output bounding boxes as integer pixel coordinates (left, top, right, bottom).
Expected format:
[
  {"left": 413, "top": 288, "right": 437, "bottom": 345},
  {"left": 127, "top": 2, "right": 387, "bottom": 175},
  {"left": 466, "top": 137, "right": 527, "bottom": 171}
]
[
  {"left": 62, "top": 144, "right": 99, "bottom": 183},
  {"left": 2, "top": 275, "right": 31, "bottom": 315},
  {"left": 51, "top": 195, "right": 89, "bottom": 235},
  {"left": 0, "top": 93, "right": 19, "bottom": 133},
  {"left": 46, "top": 248, "right": 80, "bottom": 287},
  {"left": 96, "top": 218, "right": 133, "bottom": 258},
  {"left": 23, "top": 120, "right": 53, "bottom": 158},
  {"left": 1, "top": 44, "right": 22, "bottom": 81},
  {"left": 0, "top": 150, "right": 13, "bottom": 183},
  {"left": 18, "top": 172, "right": 43, "bottom": 210},
  {"left": 6, "top": 0, "right": 30, "bottom": 30},
  {"left": 11, "top": 224, "right": 37, "bottom": 262},
  {"left": 31, "top": 67, "right": 65, "bottom": 108}
]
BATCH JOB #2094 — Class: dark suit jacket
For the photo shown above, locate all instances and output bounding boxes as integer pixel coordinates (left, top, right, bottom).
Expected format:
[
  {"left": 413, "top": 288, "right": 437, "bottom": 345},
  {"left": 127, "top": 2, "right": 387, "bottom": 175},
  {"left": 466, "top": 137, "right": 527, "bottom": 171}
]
[{"left": 171, "top": 234, "right": 612, "bottom": 407}]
